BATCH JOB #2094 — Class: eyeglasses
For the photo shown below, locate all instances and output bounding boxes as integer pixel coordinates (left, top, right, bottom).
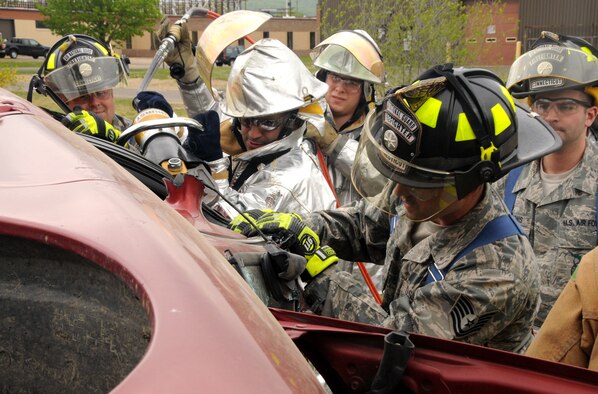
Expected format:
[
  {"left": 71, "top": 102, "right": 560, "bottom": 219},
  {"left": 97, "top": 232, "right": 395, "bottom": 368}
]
[
  {"left": 326, "top": 73, "right": 362, "bottom": 93},
  {"left": 68, "top": 89, "right": 112, "bottom": 106},
  {"left": 239, "top": 115, "right": 289, "bottom": 132},
  {"left": 531, "top": 97, "right": 592, "bottom": 116}
]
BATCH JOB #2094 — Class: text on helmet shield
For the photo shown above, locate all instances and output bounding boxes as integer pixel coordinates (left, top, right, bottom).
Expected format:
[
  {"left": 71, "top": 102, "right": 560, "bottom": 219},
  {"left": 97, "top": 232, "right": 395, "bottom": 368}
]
[{"left": 383, "top": 99, "right": 418, "bottom": 145}]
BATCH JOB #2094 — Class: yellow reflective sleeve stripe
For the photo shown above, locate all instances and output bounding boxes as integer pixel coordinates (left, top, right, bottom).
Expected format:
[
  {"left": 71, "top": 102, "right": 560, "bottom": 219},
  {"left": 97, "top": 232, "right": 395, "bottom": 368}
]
[
  {"left": 455, "top": 112, "right": 475, "bottom": 141},
  {"left": 415, "top": 97, "right": 442, "bottom": 129},
  {"left": 491, "top": 103, "right": 512, "bottom": 136}
]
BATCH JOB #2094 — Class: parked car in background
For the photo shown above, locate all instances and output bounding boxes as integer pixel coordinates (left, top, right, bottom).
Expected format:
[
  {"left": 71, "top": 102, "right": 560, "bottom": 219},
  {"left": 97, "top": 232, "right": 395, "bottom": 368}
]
[
  {"left": 0, "top": 37, "right": 49, "bottom": 59},
  {"left": 215, "top": 45, "right": 244, "bottom": 66}
]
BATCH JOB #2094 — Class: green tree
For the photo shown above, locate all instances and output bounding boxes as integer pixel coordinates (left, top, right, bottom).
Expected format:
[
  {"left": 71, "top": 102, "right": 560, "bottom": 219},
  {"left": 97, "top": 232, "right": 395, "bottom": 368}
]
[
  {"left": 321, "top": 0, "right": 503, "bottom": 85},
  {"left": 37, "top": 0, "right": 162, "bottom": 46}
]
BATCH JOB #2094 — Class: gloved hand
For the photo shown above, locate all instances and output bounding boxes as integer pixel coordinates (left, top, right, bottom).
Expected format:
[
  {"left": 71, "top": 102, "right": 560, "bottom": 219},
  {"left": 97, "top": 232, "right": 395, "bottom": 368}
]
[
  {"left": 133, "top": 91, "right": 174, "bottom": 117},
  {"left": 302, "top": 245, "right": 338, "bottom": 281},
  {"left": 183, "top": 110, "right": 223, "bottom": 161},
  {"left": 154, "top": 16, "right": 199, "bottom": 83},
  {"left": 236, "top": 211, "right": 321, "bottom": 257},
  {"left": 304, "top": 121, "right": 340, "bottom": 154},
  {"left": 228, "top": 209, "right": 273, "bottom": 236},
  {"left": 62, "top": 108, "right": 122, "bottom": 144}
]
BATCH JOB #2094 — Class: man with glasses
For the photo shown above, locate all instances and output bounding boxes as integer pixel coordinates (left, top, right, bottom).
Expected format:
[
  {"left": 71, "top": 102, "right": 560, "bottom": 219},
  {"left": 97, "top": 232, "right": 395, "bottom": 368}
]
[
  {"left": 501, "top": 40, "right": 598, "bottom": 329},
  {"left": 309, "top": 29, "right": 386, "bottom": 205},
  {"left": 231, "top": 65, "right": 561, "bottom": 352},
  {"left": 35, "top": 34, "right": 131, "bottom": 143},
  {"left": 156, "top": 17, "right": 336, "bottom": 218}
]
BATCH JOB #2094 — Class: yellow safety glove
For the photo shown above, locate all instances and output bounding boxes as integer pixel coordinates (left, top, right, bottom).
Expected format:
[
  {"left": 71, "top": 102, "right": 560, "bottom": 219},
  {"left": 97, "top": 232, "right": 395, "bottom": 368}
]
[
  {"left": 154, "top": 16, "right": 199, "bottom": 83},
  {"left": 228, "top": 209, "right": 274, "bottom": 236},
  {"left": 251, "top": 212, "right": 320, "bottom": 256},
  {"left": 62, "top": 109, "right": 122, "bottom": 144},
  {"left": 302, "top": 245, "right": 339, "bottom": 281}
]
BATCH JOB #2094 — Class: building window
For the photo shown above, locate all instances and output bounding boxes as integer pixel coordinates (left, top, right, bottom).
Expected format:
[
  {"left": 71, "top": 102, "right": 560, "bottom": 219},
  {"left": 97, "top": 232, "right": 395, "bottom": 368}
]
[
  {"left": 287, "top": 32, "right": 293, "bottom": 49},
  {"left": 485, "top": 37, "right": 497, "bottom": 43},
  {"left": 263, "top": 31, "right": 270, "bottom": 39},
  {"left": 466, "top": 38, "right": 478, "bottom": 44},
  {"left": 35, "top": 20, "right": 47, "bottom": 29},
  {"left": 506, "top": 37, "right": 517, "bottom": 42},
  {"left": 126, "top": 37, "right": 132, "bottom": 49},
  {"left": 310, "top": 32, "right": 316, "bottom": 49}
]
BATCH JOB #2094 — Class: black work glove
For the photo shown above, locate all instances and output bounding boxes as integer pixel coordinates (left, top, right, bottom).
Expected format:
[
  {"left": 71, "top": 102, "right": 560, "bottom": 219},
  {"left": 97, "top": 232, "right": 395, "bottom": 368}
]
[
  {"left": 183, "top": 110, "right": 222, "bottom": 161},
  {"left": 132, "top": 91, "right": 174, "bottom": 117}
]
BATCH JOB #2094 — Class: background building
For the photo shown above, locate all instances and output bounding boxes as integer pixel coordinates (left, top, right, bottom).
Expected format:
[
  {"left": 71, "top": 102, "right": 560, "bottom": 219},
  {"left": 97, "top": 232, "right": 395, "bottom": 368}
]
[
  {"left": 0, "top": 0, "right": 318, "bottom": 57},
  {"left": 1, "top": 0, "right": 597, "bottom": 64}
]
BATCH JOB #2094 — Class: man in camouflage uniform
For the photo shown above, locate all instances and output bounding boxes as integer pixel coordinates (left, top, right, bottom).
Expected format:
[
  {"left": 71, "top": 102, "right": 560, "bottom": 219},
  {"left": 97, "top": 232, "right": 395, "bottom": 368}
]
[
  {"left": 501, "top": 36, "right": 598, "bottom": 328},
  {"left": 233, "top": 65, "right": 562, "bottom": 352}
]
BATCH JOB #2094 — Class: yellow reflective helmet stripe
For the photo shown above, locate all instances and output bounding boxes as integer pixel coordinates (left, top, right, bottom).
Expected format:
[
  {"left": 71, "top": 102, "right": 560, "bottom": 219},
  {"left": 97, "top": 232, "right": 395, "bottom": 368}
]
[
  {"left": 500, "top": 85, "right": 516, "bottom": 112},
  {"left": 491, "top": 103, "right": 512, "bottom": 136},
  {"left": 455, "top": 112, "right": 475, "bottom": 141},
  {"left": 46, "top": 52, "right": 57, "bottom": 71},
  {"left": 93, "top": 42, "right": 109, "bottom": 55},
  {"left": 414, "top": 97, "right": 442, "bottom": 129}
]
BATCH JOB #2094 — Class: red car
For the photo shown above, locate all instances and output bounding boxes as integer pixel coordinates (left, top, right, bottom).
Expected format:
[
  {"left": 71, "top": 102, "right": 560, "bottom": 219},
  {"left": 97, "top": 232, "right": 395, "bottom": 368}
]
[{"left": 2, "top": 88, "right": 598, "bottom": 393}]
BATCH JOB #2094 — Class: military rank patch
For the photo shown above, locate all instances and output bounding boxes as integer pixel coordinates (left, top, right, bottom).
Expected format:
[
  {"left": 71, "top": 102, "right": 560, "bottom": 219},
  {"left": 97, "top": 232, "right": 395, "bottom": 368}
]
[{"left": 449, "top": 294, "right": 494, "bottom": 338}]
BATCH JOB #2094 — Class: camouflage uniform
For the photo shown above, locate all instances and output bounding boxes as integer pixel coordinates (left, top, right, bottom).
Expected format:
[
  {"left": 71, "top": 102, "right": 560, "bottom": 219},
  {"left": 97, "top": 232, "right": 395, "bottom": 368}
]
[
  {"left": 494, "top": 139, "right": 598, "bottom": 328},
  {"left": 304, "top": 185, "right": 540, "bottom": 353}
]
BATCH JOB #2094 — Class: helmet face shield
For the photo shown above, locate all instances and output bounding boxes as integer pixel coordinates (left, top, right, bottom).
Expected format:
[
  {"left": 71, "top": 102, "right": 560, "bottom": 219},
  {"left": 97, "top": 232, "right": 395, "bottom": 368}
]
[
  {"left": 352, "top": 108, "right": 459, "bottom": 216},
  {"left": 43, "top": 56, "right": 126, "bottom": 101},
  {"left": 352, "top": 65, "right": 563, "bottom": 218},
  {"left": 507, "top": 46, "right": 598, "bottom": 97},
  {"left": 311, "top": 30, "right": 385, "bottom": 84},
  {"left": 196, "top": 10, "right": 272, "bottom": 98}
]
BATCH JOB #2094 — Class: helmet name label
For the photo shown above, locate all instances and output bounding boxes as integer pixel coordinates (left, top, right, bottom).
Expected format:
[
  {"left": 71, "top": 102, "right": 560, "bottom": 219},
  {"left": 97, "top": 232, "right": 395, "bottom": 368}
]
[
  {"left": 530, "top": 77, "right": 564, "bottom": 90},
  {"left": 378, "top": 148, "right": 408, "bottom": 173},
  {"left": 529, "top": 51, "right": 565, "bottom": 66},
  {"left": 383, "top": 100, "right": 418, "bottom": 145},
  {"left": 63, "top": 47, "right": 94, "bottom": 63}
]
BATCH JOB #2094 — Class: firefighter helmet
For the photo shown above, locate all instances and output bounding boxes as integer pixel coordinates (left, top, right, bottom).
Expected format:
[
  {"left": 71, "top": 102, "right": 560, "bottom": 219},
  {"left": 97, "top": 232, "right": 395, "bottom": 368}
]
[{"left": 352, "top": 64, "right": 561, "bottom": 211}]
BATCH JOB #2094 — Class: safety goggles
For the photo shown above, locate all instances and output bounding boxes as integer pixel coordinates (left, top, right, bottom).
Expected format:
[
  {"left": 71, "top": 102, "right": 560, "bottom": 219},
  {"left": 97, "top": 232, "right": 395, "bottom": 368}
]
[
  {"left": 239, "top": 115, "right": 289, "bottom": 132},
  {"left": 326, "top": 73, "right": 363, "bottom": 93},
  {"left": 531, "top": 97, "right": 592, "bottom": 116},
  {"left": 67, "top": 89, "right": 113, "bottom": 106}
]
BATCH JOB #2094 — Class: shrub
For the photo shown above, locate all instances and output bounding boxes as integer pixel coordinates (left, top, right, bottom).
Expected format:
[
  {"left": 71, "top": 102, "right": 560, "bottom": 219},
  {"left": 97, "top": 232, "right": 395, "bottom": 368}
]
[{"left": 0, "top": 67, "right": 17, "bottom": 87}]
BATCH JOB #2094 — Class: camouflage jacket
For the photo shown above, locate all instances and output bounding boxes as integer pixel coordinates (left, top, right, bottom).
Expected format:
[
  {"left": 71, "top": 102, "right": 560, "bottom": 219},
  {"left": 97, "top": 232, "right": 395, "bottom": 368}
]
[
  {"left": 305, "top": 186, "right": 540, "bottom": 352},
  {"left": 494, "top": 140, "right": 598, "bottom": 328}
]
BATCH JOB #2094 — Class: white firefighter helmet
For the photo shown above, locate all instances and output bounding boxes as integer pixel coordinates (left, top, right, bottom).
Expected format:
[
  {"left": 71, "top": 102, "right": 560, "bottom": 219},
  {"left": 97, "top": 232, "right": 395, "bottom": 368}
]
[
  {"left": 311, "top": 30, "right": 385, "bottom": 84},
  {"left": 223, "top": 38, "right": 329, "bottom": 118}
]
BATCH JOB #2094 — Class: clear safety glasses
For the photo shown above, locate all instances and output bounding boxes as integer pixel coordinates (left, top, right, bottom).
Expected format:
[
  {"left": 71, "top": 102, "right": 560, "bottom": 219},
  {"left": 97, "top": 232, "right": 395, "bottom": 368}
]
[
  {"left": 67, "top": 89, "right": 113, "bottom": 106},
  {"left": 326, "top": 73, "right": 362, "bottom": 93},
  {"left": 239, "top": 114, "right": 289, "bottom": 132},
  {"left": 531, "top": 97, "right": 592, "bottom": 116}
]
